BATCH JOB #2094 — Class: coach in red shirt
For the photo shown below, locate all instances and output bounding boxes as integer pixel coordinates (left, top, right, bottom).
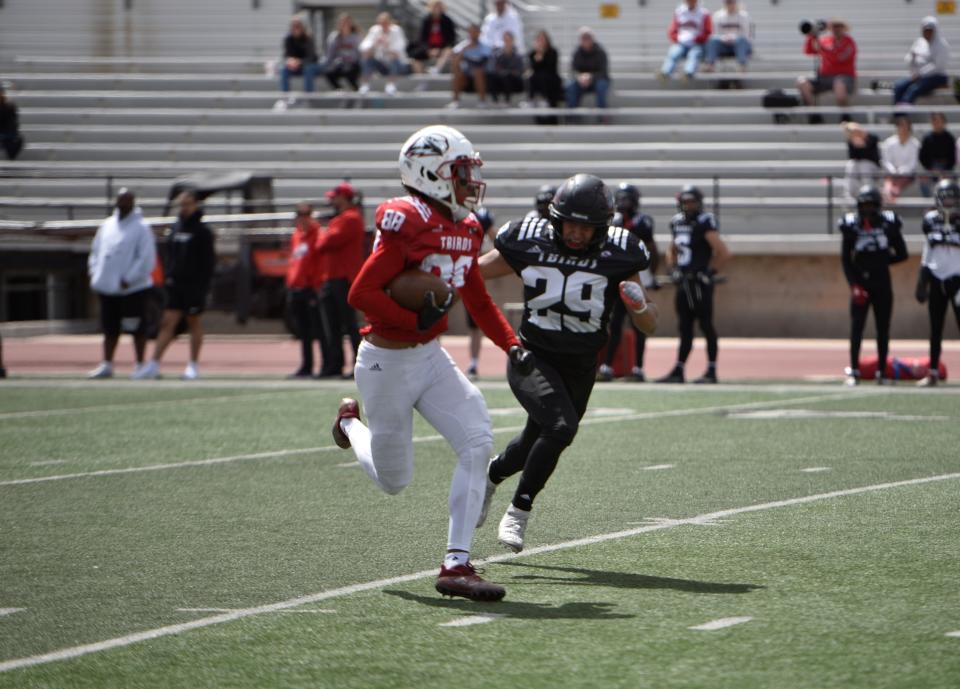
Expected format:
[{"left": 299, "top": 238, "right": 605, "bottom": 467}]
[
  {"left": 797, "top": 18, "right": 857, "bottom": 123},
  {"left": 285, "top": 201, "right": 324, "bottom": 378},
  {"left": 316, "top": 182, "right": 366, "bottom": 377}
]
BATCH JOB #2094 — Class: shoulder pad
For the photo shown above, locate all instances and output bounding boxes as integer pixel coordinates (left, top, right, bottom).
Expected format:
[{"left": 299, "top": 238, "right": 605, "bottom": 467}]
[
  {"left": 698, "top": 212, "right": 717, "bottom": 228},
  {"left": 923, "top": 209, "right": 941, "bottom": 223},
  {"left": 604, "top": 225, "right": 633, "bottom": 251},
  {"left": 515, "top": 215, "right": 551, "bottom": 241},
  {"left": 881, "top": 210, "right": 898, "bottom": 223},
  {"left": 376, "top": 196, "right": 433, "bottom": 233}
]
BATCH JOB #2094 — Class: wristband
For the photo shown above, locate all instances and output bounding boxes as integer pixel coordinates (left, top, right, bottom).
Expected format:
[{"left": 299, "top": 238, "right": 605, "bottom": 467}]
[{"left": 633, "top": 303, "right": 649, "bottom": 315}]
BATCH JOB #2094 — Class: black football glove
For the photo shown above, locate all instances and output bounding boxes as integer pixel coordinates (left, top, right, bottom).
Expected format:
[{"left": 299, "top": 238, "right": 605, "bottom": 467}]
[
  {"left": 416, "top": 290, "right": 454, "bottom": 331},
  {"left": 915, "top": 267, "right": 931, "bottom": 304},
  {"left": 695, "top": 268, "right": 715, "bottom": 286},
  {"left": 670, "top": 268, "right": 684, "bottom": 284},
  {"left": 508, "top": 345, "right": 534, "bottom": 376}
]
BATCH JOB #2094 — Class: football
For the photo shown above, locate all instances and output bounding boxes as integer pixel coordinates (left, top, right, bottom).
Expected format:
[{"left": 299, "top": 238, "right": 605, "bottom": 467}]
[{"left": 386, "top": 269, "right": 454, "bottom": 311}]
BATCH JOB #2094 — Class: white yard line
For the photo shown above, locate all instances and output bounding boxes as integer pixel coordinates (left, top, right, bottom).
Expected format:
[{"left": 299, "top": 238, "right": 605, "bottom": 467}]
[
  {"left": 642, "top": 464, "right": 675, "bottom": 471},
  {"left": 689, "top": 616, "right": 753, "bottom": 631},
  {"left": 0, "top": 609, "right": 25, "bottom": 618},
  {"left": 800, "top": 467, "right": 832, "bottom": 473},
  {"left": 175, "top": 608, "right": 335, "bottom": 615},
  {"left": 946, "top": 631, "right": 960, "bottom": 638},
  {"left": 2, "top": 470, "right": 959, "bottom": 673},
  {"left": 0, "top": 391, "right": 860, "bottom": 488},
  {"left": 438, "top": 613, "right": 504, "bottom": 628}
]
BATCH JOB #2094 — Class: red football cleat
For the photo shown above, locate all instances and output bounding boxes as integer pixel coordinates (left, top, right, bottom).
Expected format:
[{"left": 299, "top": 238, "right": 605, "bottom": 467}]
[
  {"left": 332, "top": 398, "right": 360, "bottom": 449},
  {"left": 435, "top": 562, "right": 506, "bottom": 602}
]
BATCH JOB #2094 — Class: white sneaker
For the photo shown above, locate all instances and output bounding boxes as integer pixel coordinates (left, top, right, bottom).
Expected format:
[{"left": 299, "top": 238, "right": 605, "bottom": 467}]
[
  {"left": 476, "top": 457, "right": 499, "bottom": 527},
  {"left": 498, "top": 504, "right": 530, "bottom": 553},
  {"left": 358, "top": 83, "right": 370, "bottom": 95},
  {"left": 385, "top": 82, "right": 398, "bottom": 96},
  {"left": 182, "top": 362, "right": 199, "bottom": 380},
  {"left": 87, "top": 362, "right": 113, "bottom": 379},
  {"left": 133, "top": 360, "right": 160, "bottom": 380},
  {"left": 843, "top": 366, "right": 859, "bottom": 387},
  {"left": 445, "top": 100, "right": 460, "bottom": 109},
  {"left": 272, "top": 98, "right": 288, "bottom": 111}
]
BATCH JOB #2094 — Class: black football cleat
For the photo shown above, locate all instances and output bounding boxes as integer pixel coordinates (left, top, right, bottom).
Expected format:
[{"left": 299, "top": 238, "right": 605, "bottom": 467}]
[
  {"left": 656, "top": 368, "right": 685, "bottom": 384},
  {"left": 435, "top": 563, "right": 506, "bottom": 602},
  {"left": 693, "top": 370, "right": 718, "bottom": 384},
  {"left": 332, "top": 397, "right": 360, "bottom": 449}
]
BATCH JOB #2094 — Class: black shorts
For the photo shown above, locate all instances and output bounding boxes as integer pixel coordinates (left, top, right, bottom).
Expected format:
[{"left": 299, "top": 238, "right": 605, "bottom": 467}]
[
  {"left": 165, "top": 283, "right": 208, "bottom": 315},
  {"left": 99, "top": 289, "right": 149, "bottom": 337}
]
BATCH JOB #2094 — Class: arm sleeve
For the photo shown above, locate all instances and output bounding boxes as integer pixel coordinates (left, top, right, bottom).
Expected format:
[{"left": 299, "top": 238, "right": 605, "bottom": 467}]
[
  {"left": 315, "top": 214, "right": 358, "bottom": 251},
  {"left": 840, "top": 226, "right": 858, "bottom": 286},
  {"left": 887, "top": 219, "right": 909, "bottom": 265},
  {"left": 87, "top": 227, "right": 102, "bottom": 277},
  {"left": 697, "top": 14, "right": 713, "bottom": 43},
  {"left": 803, "top": 34, "right": 817, "bottom": 56},
  {"left": 123, "top": 223, "right": 157, "bottom": 285},
  {"left": 668, "top": 16, "right": 679, "bottom": 43},
  {"left": 919, "top": 136, "right": 933, "bottom": 170},
  {"left": 359, "top": 28, "right": 375, "bottom": 53},
  {"left": 347, "top": 236, "right": 419, "bottom": 331},
  {"left": 458, "top": 263, "right": 519, "bottom": 353},
  {"left": 202, "top": 228, "right": 217, "bottom": 288},
  {"left": 947, "top": 135, "right": 957, "bottom": 169}
]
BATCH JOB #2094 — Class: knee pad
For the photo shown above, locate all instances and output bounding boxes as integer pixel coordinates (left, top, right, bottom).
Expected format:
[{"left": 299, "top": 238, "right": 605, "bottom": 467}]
[
  {"left": 377, "top": 468, "right": 412, "bottom": 496},
  {"left": 543, "top": 416, "right": 578, "bottom": 448}
]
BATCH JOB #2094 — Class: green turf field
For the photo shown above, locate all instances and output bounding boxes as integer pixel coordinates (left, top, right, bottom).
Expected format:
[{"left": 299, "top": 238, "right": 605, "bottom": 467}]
[{"left": 1, "top": 380, "right": 958, "bottom": 689}]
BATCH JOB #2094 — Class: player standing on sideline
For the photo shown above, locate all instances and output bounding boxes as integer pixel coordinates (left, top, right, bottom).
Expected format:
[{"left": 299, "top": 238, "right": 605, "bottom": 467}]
[
  {"left": 478, "top": 174, "right": 658, "bottom": 552},
  {"left": 915, "top": 179, "right": 960, "bottom": 387},
  {"left": 657, "top": 185, "right": 730, "bottom": 384},
  {"left": 598, "top": 183, "right": 660, "bottom": 381},
  {"left": 839, "top": 185, "right": 908, "bottom": 386},
  {"left": 523, "top": 184, "right": 556, "bottom": 222},
  {"left": 330, "top": 125, "right": 531, "bottom": 602}
]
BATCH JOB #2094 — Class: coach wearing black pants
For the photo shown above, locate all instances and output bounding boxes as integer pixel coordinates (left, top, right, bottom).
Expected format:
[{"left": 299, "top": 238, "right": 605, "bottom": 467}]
[
  {"left": 657, "top": 185, "right": 730, "bottom": 384},
  {"left": 839, "top": 185, "right": 908, "bottom": 386},
  {"left": 915, "top": 179, "right": 960, "bottom": 386}
]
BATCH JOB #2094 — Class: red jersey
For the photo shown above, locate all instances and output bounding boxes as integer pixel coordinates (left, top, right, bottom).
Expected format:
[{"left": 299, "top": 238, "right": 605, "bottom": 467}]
[
  {"left": 315, "top": 206, "right": 366, "bottom": 283},
  {"left": 285, "top": 219, "right": 321, "bottom": 289},
  {"left": 804, "top": 34, "right": 857, "bottom": 78},
  {"left": 348, "top": 194, "right": 519, "bottom": 350}
]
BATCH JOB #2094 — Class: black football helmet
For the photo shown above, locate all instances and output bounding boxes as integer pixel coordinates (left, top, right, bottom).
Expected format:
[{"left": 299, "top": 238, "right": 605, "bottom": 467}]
[
  {"left": 614, "top": 183, "right": 641, "bottom": 216},
  {"left": 856, "top": 184, "right": 883, "bottom": 222},
  {"left": 548, "top": 174, "right": 613, "bottom": 255},
  {"left": 677, "top": 185, "right": 703, "bottom": 220},
  {"left": 534, "top": 184, "right": 557, "bottom": 218},
  {"left": 934, "top": 179, "right": 960, "bottom": 217}
]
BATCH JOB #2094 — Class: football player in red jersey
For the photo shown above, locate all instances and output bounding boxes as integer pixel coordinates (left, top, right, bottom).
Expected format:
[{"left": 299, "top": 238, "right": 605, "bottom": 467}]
[{"left": 330, "top": 124, "right": 532, "bottom": 602}]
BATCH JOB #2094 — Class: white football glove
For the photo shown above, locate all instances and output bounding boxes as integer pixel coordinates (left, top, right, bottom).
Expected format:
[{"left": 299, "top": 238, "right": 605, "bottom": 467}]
[{"left": 619, "top": 281, "right": 648, "bottom": 314}]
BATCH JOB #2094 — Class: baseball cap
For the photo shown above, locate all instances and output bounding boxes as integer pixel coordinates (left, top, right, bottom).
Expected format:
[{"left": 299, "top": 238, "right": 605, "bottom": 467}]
[
  {"left": 325, "top": 182, "right": 356, "bottom": 199},
  {"left": 922, "top": 16, "right": 938, "bottom": 29}
]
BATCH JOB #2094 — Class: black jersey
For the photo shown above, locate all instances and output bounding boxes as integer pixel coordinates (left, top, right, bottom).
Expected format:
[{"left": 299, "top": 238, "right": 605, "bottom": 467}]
[
  {"left": 495, "top": 216, "right": 650, "bottom": 356},
  {"left": 669, "top": 211, "right": 717, "bottom": 274},
  {"left": 921, "top": 210, "right": 960, "bottom": 280},
  {"left": 838, "top": 211, "right": 908, "bottom": 286}
]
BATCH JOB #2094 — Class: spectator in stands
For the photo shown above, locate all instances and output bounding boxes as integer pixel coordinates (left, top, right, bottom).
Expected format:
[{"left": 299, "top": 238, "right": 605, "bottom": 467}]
[
  {"left": 316, "top": 183, "right": 365, "bottom": 378},
  {"left": 280, "top": 16, "right": 319, "bottom": 95},
  {"left": 894, "top": 17, "right": 951, "bottom": 106},
  {"left": 843, "top": 122, "right": 882, "bottom": 204},
  {"left": 480, "top": 0, "right": 525, "bottom": 53},
  {"left": 797, "top": 19, "right": 857, "bottom": 125},
  {"left": 527, "top": 30, "right": 563, "bottom": 123},
  {"left": 409, "top": 1, "right": 457, "bottom": 75},
  {"left": 703, "top": 0, "right": 752, "bottom": 74},
  {"left": 487, "top": 31, "right": 525, "bottom": 105},
  {"left": 566, "top": 27, "right": 611, "bottom": 110},
  {"left": 324, "top": 13, "right": 362, "bottom": 92},
  {"left": 918, "top": 112, "right": 956, "bottom": 197},
  {"left": 448, "top": 23, "right": 492, "bottom": 109},
  {"left": 285, "top": 202, "right": 323, "bottom": 379},
  {"left": 659, "top": 0, "right": 712, "bottom": 81},
  {"left": 358, "top": 12, "right": 409, "bottom": 97},
  {"left": 0, "top": 83, "right": 24, "bottom": 160},
  {"left": 881, "top": 116, "right": 921, "bottom": 205},
  {"left": 135, "top": 191, "right": 216, "bottom": 380},
  {"left": 86, "top": 189, "right": 156, "bottom": 379}
]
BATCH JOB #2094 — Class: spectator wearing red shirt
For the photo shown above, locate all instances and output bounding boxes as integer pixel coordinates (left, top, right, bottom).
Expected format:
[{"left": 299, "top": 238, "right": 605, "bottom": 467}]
[
  {"left": 316, "top": 183, "right": 366, "bottom": 378},
  {"left": 286, "top": 202, "right": 324, "bottom": 378},
  {"left": 659, "top": 0, "right": 712, "bottom": 81},
  {"left": 797, "top": 19, "right": 857, "bottom": 124}
]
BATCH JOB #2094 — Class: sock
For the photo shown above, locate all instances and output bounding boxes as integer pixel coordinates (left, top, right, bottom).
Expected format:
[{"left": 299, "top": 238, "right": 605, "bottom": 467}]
[
  {"left": 675, "top": 361, "right": 685, "bottom": 372},
  {"left": 443, "top": 551, "right": 470, "bottom": 569},
  {"left": 469, "top": 357, "right": 478, "bottom": 370},
  {"left": 341, "top": 417, "right": 378, "bottom": 482},
  {"left": 513, "top": 493, "right": 534, "bottom": 512},
  {"left": 707, "top": 362, "right": 716, "bottom": 373}
]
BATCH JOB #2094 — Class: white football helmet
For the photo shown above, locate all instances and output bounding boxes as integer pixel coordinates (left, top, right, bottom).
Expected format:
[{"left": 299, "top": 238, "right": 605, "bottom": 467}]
[{"left": 398, "top": 125, "right": 485, "bottom": 221}]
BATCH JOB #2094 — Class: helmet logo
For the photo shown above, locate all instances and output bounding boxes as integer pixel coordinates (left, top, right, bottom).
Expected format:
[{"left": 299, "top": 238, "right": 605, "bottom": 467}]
[{"left": 405, "top": 133, "right": 449, "bottom": 158}]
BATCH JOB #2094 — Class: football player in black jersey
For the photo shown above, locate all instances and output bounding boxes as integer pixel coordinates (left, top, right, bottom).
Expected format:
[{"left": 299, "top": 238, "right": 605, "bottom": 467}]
[
  {"left": 598, "top": 183, "right": 661, "bottom": 381},
  {"left": 478, "top": 174, "right": 658, "bottom": 552},
  {"left": 915, "top": 179, "right": 960, "bottom": 386},
  {"left": 523, "top": 184, "right": 557, "bottom": 223},
  {"left": 839, "top": 184, "right": 908, "bottom": 386},
  {"left": 657, "top": 185, "right": 731, "bottom": 384}
]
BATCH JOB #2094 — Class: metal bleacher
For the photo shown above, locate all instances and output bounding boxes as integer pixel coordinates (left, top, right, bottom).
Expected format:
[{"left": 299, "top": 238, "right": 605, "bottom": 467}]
[{"left": 1, "top": 0, "right": 959, "bottom": 233}]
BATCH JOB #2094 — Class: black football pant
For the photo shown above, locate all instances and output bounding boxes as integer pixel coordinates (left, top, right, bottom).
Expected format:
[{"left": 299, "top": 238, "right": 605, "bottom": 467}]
[
  {"left": 927, "top": 275, "right": 960, "bottom": 369},
  {"left": 850, "top": 281, "right": 892, "bottom": 374},
  {"left": 604, "top": 299, "right": 647, "bottom": 369},
  {"left": 318, "top": 278, "right": 362, "bottom": 376},
  {"left": 288, "top": 288, "right": 323, "bottom": 375},
  {"left": 676, "top": 278, "right": 718, "bottom": 364},
  {"left": 490, "top": 348, "right": 597, "bottom": 512}
]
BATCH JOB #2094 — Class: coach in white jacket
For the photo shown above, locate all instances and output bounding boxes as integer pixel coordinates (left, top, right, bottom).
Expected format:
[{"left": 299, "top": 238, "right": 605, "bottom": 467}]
[{"left": 87, "top": 188, "right": 156, "bottom": 378}]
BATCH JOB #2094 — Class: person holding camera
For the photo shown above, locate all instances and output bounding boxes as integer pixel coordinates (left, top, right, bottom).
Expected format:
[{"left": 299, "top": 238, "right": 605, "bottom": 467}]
[{"left": 797, "top": 18, "right": 857, "bottom": 124}]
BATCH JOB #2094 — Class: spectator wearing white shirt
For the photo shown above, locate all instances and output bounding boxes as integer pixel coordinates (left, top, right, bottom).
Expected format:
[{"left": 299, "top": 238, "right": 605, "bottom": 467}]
[
  {"left": 480, "top": 0, "right": 525, "bottom": 54},
  {"left": 87, "top": 189, "right": 157, "bottom": 379},
  {"left": 358, "top": 12, "right": 409, "bottom": 96},
  {"left": 893, "top": 16, "right": 951, "bottom": 106},
  {"left": 881, "top": 116, "right": 921, "bottom": 205},
  {"left": 660, "top": 0, "right": 712, "bottom": 81},
  {"left": 703, "top": 0, "right": 752, "bottom": 73}
]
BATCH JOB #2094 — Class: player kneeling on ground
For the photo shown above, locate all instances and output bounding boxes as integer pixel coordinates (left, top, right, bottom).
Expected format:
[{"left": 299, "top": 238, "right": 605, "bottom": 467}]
[
  {"left": 331, "top": 124, "right": 530, "bottom": 602},
  {"left": 478, "top": 173, "right": 658, "bottom": 553}
]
